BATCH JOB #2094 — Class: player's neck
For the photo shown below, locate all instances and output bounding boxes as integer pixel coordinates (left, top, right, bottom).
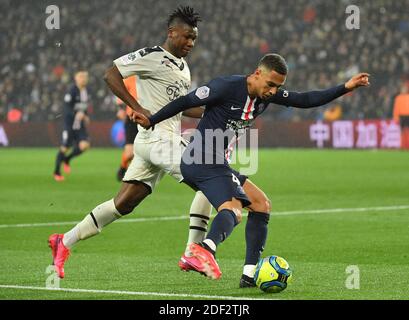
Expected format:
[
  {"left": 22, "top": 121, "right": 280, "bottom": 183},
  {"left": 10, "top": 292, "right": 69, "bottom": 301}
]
[
  {"left": 162, "top": 42, "right": 180, "bottom": 59},
  {"left": 246, "top": 75, "right": 257, "bottom": 99}
]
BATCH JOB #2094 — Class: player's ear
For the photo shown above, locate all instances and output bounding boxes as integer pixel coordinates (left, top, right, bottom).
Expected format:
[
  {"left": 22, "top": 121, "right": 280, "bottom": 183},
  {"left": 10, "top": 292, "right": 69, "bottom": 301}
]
[{"left": 254, "top": 68, "right": 262, "bottom": 78}]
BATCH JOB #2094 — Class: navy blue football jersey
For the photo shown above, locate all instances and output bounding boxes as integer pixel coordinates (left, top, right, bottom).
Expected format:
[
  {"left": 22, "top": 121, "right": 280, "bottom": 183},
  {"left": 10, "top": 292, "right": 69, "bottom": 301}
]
[
  {"left": 149, "top": 74, "right": 348, "bottom": 163},
  {"left": 63, "top": 85, "right": 91, "bottom": 129}
]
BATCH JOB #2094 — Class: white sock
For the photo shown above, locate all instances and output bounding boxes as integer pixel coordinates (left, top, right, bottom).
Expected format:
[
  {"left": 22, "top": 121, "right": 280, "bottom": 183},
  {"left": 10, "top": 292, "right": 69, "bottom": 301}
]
[
  {"left": 243, "top": 264, "right": 257, "bottom": 278},
  {"left": 185, "top": 191, "right": 212, "bottom": 256},
  {"left": 63, "top": 225, "right": 80, "bottom": 249},
  {"left": 63, "top": 199, "right": 121, "bottom": 249},
  {"left": 203, "top": 239, "right": 216, "bottom": 253}
]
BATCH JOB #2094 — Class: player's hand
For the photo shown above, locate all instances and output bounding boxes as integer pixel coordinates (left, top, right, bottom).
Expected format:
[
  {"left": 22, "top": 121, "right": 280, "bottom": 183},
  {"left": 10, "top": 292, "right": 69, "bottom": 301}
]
[
  {"left": 72, "top": 111, "right": 85, "bottom": 130},
  {"left": 129, "top": 111, "right": 152, "bottom": 129},
  {"left": 139, "top": 108, "right": 152, "bottom": 118},
  {"left": 345, "top": 73, "right": 370, "bottom": 91}
]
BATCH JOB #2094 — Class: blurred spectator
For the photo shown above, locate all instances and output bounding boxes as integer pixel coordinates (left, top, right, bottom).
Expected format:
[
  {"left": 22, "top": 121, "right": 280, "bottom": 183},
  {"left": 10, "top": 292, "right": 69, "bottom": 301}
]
[
  {"left": 7, "top": 108, "right": 22, "bottom": 123},
  {"left": 323, "top": 104, "right": 343, "bottom": 122},
  {"left": 0, "top": 0, "right": 408, "bottom": 122},
  {"left": 393, "top": 84, "right": 409, "bottom": 149}
]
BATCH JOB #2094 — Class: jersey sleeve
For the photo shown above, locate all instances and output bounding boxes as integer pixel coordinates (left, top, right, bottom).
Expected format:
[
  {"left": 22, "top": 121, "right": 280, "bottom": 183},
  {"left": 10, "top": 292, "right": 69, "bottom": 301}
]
[
  {"left": 113, "top": 49, "right": 155, "bottom": 78},
  {"left": 266, "top": 84, "right": 349, "bottom": 108},
  {"left": 149, "top": 78, "right": 229, "bottom": 126},
  {"left": 63, "top": 87, "right": 76, "bottom": 114}
]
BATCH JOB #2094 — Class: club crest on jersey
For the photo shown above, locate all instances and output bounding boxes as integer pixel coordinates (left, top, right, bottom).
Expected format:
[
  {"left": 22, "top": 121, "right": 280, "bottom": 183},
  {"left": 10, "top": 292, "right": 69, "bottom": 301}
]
[{"left": 195, "top": 86, "right": 210, "bottom": 100}]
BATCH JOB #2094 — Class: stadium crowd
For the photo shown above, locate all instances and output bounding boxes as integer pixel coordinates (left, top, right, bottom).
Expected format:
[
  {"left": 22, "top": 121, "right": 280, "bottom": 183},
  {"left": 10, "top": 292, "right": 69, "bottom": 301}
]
[{"left": 1, "top": 0, "right": 408, "bottom": 122}]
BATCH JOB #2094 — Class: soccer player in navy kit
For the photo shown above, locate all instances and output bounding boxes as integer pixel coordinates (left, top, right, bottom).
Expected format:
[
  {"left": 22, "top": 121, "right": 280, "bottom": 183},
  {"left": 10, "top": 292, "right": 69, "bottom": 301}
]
[
  {"left": 133, "top": 54, "right": 370, "bottom": 285},
  {"left": 54, "top": 71, "right": 91, "bottom": 181}
]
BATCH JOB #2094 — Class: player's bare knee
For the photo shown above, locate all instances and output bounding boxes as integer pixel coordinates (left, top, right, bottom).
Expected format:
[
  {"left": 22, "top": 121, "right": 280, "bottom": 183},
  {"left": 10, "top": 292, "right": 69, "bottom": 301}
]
[
  {"left": 264, "top": 197, "right": 272, "bottom": 213},
  {"left": 60, "top": 146, "right": 68, "bottom": 153},
  {"left": 252, "top": 196, "right": 272, "bottom": 213},
  {"left": 79, "top": 141, "right": 90, "bottom": 151}
]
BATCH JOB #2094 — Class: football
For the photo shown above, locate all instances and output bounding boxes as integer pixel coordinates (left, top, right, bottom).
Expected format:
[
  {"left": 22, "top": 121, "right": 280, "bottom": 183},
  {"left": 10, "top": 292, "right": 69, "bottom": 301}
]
[{"left": 254, "top": 255, "right": 293, "bottom": 293}]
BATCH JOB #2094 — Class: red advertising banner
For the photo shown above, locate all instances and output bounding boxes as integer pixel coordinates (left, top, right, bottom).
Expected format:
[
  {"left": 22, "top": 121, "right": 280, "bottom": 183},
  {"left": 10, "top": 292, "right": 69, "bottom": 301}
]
[
  {"left": 0, "top": 119, "right": 404, "bottom": 149},
  {"left": 308, "top": 120, "right": 401, "bottom": 149}
]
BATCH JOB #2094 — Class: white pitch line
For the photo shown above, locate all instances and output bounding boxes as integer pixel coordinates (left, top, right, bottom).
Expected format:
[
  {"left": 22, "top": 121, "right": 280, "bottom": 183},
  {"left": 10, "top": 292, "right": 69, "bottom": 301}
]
[
  {"left": 0, "top": 205, "right": 408, "bottom": 229},
  {"left": 0, "top": 284, "right": 275, "bottom": 300}
]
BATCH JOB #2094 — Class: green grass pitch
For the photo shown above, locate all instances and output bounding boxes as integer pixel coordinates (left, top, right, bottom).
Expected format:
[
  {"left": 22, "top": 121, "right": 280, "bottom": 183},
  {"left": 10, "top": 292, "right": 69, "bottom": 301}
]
[{"left": 0, "top": 148, "right": 408, "bottom": 300}]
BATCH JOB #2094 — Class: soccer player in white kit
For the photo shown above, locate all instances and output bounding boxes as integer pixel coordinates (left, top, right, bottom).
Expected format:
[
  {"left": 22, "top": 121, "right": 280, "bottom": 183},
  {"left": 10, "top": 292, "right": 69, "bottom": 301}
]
[{"left": 48, "top": 6, "right": 212, "bottom": 278}]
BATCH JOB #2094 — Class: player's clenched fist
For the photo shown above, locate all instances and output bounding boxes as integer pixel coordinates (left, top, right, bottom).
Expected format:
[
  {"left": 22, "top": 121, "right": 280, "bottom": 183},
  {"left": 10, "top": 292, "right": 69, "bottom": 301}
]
[
  {"left": 345, "top": 73, "right": 370, "bottom": 91},
  {"left": 129, "top": 110, "right": 152, "bottom": 129}
]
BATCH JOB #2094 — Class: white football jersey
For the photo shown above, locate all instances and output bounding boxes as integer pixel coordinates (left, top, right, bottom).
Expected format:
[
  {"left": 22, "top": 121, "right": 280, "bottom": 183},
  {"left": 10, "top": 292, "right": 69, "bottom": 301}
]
[{"left": 114, "top": 46, "right": 191, "bottom": 138}]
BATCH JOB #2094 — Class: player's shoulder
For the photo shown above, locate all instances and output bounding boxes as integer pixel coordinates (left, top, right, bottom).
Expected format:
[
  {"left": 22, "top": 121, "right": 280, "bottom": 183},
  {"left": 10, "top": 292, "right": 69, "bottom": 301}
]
[
  {"left": 137, "top": 46, "right": 164, "bottom": 57},
  {"left": 118, "top": 46, "right": 163, "bottom": 65},
  {"left": 133, "top": 46, "right": 164, "bottom": 61},
  {"left": 210, "top": 75, "right": 246, "bottom": 90},
  {"left": 64, "top": 84, "right": 78, "bottom": 101}
]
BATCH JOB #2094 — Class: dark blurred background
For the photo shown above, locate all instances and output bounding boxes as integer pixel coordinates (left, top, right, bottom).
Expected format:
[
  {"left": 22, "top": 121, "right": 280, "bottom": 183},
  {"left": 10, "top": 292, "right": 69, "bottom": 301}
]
[{"left": 1, "top": 0, "right": 408, "bottom": 123}]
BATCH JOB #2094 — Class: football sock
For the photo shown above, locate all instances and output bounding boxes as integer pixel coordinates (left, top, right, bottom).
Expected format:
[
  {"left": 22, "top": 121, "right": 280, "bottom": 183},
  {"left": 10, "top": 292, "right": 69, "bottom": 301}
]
[
  {"left": 205, "top": 209, "right": 238, "bottom": 249},
  {"left": 202, "top": 239, "right": 216, "bottom": 255},
  {"left": 62, "top": 199, "right": 121, "bottom": 248},
  {"left": 185, "top": 191, "right": 212, "bottom": 256},
  {"left": 65, "top": 145, "right": 83, "bottom": 164},
  {"left": 54, "top": 151, "right": 65, "bottom": 175},
  {"left": 243, "top": 264, "right": 257, "bottom": 278},
  {"left": 244, "top": 212, "right": 270, "bottom": 266}
]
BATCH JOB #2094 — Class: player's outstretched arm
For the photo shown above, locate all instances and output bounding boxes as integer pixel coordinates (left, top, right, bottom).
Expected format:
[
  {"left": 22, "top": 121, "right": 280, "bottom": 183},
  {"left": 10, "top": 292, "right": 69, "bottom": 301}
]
[
  {"left": 182, "top": 106, "right": 205, "bottom": 118},
  {"left": 104, "top": 66, "right": 150, "bottom": 117},
  {"left": 268, "top": 73, "right": 370, "bottom": 109}
]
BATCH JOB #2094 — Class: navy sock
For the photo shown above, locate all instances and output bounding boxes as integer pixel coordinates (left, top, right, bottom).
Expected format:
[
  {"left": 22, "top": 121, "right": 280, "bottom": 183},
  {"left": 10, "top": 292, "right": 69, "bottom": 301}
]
[
  {"left": 245, "top": 212, "right": 270, "bottom": 265},
  {"left": 206, "top": 209, "right": 238, "bottom": 247},
  {"left": 54, "top": 151, "right": 65, "bottom": 175},
  {"left": 65, "top": 145, "right": 82, "bottom": 163}
]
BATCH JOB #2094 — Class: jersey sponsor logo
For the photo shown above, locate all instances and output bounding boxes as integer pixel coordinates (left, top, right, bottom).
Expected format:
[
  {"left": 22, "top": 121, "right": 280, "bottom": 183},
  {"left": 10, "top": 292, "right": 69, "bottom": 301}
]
[
  {"left": 230, "top": 106, "right": 241, "bottom": 110},
  {"left": 166, "top": 80, "right": 190, "bottom": 101},
  {"left": 226, "top": 119, "right": 252, "bottom": 132},
  {"left": 195, "top": 86, "right": 210, "bottom": 100}
]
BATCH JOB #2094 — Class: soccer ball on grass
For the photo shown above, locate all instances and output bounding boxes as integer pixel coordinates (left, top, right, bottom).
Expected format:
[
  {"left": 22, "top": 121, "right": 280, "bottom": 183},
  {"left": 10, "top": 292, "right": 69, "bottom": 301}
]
[{"left": 254, "top": 255, "right": 292, "bottom": 293}]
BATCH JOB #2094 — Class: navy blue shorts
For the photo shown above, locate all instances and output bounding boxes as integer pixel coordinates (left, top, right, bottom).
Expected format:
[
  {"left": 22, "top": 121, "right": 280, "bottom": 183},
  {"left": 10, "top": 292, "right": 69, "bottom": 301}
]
[
  {"left": 180, "top": 162, "right": 250, "bottom": 209},
  {"left": 61, "top": 127, "right": 89, "bottom": 148}
]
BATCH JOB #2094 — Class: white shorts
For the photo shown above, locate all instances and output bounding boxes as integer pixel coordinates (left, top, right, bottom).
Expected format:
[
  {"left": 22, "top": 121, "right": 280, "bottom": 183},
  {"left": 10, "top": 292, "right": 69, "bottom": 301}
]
[{"left": 123, "top": 131, "right": 188, "bottom": 191}]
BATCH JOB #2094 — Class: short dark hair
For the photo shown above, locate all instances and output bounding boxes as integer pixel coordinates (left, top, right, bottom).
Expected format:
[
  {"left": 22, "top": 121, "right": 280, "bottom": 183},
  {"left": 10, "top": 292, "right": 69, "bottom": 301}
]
[
  {"left": 258, "top": 54, "right": 288, "bottom": 75},
  {"left": 167, "top": 6, "right": 201, "bottom": 28}
]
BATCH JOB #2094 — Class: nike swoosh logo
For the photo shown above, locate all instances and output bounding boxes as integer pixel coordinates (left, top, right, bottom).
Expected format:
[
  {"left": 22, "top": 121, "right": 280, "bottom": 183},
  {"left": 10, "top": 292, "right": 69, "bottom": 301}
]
[{"left": 231, "top": 106, "right": 241, "bottom": 110}]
